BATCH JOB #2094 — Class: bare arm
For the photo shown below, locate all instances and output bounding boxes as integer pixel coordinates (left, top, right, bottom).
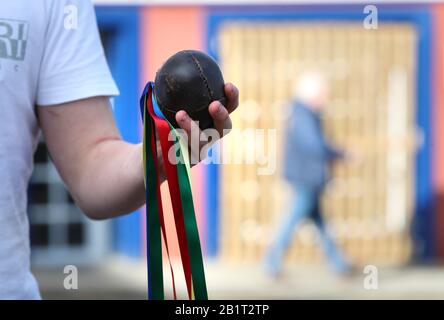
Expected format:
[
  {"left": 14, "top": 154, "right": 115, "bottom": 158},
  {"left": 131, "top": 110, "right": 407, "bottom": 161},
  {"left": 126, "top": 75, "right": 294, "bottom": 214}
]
[
  {"left": 38, "top": 96, "right": 145, "bottom": 219},
  {"left": 38, "top": 83, "right": 239, "bottom": 220}
]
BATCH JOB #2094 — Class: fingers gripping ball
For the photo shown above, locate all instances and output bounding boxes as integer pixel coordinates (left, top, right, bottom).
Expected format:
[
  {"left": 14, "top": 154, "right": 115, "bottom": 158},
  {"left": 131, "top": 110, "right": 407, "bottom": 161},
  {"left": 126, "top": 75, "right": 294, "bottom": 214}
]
[{"left": 154, "top": 50, "right": 227, "bottom": 130}]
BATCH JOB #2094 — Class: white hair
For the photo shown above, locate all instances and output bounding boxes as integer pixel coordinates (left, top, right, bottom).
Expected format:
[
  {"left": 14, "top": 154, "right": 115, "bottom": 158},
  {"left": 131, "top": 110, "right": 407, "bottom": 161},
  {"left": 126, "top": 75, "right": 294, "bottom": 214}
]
[{"left": 293, "top": 71, "right": 328, "bottom": 105}]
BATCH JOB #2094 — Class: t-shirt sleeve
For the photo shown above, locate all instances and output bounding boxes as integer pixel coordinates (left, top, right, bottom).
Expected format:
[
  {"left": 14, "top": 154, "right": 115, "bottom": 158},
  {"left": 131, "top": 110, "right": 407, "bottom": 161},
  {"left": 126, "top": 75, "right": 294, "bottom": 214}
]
[{"left": 36, "top": 0, "right": 119, "bottom": 106}]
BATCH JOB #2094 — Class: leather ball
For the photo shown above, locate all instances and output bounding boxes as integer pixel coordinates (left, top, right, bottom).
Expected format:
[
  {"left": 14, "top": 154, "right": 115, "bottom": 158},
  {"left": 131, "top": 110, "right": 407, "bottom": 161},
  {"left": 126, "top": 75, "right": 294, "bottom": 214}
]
[{"left": 154, "top": 50, "right": 226, "bottom": 130}]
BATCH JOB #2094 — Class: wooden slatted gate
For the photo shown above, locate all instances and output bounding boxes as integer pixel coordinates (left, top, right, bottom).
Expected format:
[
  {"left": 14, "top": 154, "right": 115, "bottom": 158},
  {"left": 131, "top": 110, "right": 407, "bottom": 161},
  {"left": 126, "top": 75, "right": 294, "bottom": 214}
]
[{"left": 218, "top": 23, "right": 417, "bottom": 266}]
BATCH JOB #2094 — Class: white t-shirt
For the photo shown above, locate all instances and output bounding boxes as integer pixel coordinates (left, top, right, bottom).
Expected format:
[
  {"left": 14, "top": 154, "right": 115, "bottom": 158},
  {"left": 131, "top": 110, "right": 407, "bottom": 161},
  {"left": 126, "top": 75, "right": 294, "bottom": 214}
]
[{"left": 0, "top": 0, "right": 119, "bottom": 299}]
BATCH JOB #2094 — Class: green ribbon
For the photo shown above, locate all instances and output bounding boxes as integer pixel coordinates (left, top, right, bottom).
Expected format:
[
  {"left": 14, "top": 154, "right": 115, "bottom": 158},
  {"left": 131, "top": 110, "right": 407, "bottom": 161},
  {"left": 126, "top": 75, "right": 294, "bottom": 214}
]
[
  {"left": 142, "top": 92, "right": 164, "bottom": 300},
  {"left": 170, "top": 126, "right": 208, "bottom": 300}
]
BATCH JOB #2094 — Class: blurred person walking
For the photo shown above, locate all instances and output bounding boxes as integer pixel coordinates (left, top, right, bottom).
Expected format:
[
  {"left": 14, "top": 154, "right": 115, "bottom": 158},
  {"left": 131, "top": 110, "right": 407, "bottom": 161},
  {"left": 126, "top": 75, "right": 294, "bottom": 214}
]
[{"left": 264, "top": 72, "right": 351, "bottom": 277}]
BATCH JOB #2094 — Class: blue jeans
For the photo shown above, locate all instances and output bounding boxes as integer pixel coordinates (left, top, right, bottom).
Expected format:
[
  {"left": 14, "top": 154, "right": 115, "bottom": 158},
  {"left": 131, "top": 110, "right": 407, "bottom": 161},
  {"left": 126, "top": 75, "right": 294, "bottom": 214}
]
[{"left": 265, "top": 186, "right": 350, "bottom": 275}]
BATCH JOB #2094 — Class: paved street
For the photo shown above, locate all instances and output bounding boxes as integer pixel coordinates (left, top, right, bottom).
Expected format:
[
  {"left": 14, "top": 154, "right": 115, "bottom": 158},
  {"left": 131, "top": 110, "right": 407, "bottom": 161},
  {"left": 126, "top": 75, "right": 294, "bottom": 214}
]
[{"left": 33, "top": 257, "right": 444, "bottom": 300}]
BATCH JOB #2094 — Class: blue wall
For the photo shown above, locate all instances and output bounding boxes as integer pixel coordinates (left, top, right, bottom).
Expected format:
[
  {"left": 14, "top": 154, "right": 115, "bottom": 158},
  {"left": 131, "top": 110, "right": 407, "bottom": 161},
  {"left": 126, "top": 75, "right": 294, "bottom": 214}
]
[{"left": 96, "top": 7, "right": 142, "bottom": 257}]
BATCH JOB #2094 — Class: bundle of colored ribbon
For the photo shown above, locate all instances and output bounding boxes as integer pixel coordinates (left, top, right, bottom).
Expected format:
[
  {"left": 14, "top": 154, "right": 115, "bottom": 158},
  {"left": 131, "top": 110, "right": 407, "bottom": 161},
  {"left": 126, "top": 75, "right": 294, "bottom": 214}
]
[{"left": 140, "top": 81, "right": 207, "bottom": 300}]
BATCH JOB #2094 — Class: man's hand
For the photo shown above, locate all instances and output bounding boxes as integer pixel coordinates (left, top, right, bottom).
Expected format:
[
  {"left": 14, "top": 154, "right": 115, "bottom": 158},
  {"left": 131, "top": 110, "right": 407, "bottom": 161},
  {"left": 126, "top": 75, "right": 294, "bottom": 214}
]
[{"left": 174, "top": 83, "right": 239, "bottom": 163}]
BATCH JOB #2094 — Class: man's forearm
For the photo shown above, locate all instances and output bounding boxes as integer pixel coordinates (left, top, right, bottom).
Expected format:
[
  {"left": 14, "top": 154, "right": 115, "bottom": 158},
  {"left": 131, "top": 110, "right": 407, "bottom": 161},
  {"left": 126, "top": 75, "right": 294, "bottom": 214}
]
[
  {"left": 72, "top": 140, "right": 146, "bottom": 220},
  {"left": 38, "top": 97, "right": 167, "bottom": 220}
]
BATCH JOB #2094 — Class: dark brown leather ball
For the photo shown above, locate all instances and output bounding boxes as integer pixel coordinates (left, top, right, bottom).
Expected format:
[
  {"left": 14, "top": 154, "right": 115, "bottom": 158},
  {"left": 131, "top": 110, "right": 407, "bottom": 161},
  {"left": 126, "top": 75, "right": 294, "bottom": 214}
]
[{"left": 154, "top": 50, "right": 226, "bottom": 130}]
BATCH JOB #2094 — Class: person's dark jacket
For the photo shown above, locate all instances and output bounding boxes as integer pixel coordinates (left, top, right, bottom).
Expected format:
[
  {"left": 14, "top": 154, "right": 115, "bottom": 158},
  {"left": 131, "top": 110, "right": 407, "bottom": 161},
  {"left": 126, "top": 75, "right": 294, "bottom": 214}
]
[{"left": 283, "top": 101, "right": 344, "bottom": 191}]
